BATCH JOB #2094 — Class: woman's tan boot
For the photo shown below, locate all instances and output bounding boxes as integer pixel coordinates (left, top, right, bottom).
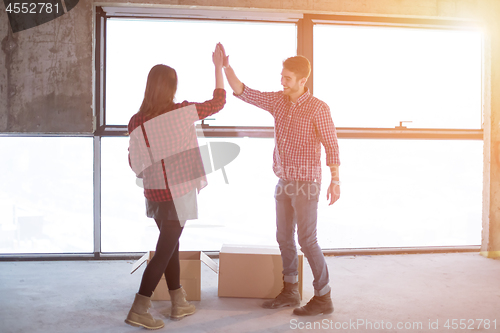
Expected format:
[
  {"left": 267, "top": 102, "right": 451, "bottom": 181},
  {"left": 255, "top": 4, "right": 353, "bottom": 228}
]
[
  {"left": 125, "top": 293, "right": 164, "bottom": 330},
  {"left": 169, "top": 286, "right": 196, "bottom": 320}
]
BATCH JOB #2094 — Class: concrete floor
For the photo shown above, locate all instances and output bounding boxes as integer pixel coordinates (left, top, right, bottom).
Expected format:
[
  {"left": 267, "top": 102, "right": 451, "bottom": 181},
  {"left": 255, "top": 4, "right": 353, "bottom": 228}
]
[{"left": 1, "top": 252, "right": 499, "bottom": 333}]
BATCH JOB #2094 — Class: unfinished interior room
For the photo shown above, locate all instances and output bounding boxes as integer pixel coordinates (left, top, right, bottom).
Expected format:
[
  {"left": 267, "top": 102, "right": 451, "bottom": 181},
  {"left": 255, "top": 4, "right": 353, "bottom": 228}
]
[{"left": 1, "top": 0, "right": 500, "bottom": 332}]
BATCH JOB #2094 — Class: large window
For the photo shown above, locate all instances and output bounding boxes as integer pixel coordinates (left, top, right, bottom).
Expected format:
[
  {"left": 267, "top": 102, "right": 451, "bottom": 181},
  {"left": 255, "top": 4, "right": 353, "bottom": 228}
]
[
  {"left": 99, "top": 14, "right": 485, "bottom": 253},
  {"left": 314, "top": 24, "right": 482, "bottom": 129},
  {"left": 0, "top": 10, "right": 485, "bottom": 257},
  {"left": 317, "top": 139, "right": 483, "bottom": 248},
  {"left": 102, "top": 17, "right": 297, "bottom": 252},
  {"left": 106, "top": 19, "right": 297, "bottom": 127},
  {"left": 101, "top": 137, "right": 279, "bottom": 252},
  {"left": 102, "top": 136, "right": 482, "bottom": 252}
]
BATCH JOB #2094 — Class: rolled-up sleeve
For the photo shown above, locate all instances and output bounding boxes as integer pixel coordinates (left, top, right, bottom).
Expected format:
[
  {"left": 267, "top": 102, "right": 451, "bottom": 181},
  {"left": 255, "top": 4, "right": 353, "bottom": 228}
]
[
  {"left": 194, "top": 88, "right": 226, "bottom": 120},
  {"left": 315, "top": 104, "right": 340, "bottom": 166}
]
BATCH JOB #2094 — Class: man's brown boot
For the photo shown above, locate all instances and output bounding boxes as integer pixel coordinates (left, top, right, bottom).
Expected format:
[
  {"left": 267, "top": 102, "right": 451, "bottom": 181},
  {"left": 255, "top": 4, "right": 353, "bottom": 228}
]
[
  {"left": 293, "top": 291, "right": 334, "bottom": 316},
  {"left": 169, "top": 286, "right": 196, "bottom": 320},
  {"left": 125, "top": 293, "right": 164, "bottom": 330},
  {"left": 262, "top": 281, "right": 300, "bottom": 309}
]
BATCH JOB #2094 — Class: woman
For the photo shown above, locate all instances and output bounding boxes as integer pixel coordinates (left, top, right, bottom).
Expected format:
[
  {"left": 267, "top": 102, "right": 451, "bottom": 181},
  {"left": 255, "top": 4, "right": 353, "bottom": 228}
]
[{"left": 125, "top": 44, "right": 226, "bottom": 330}]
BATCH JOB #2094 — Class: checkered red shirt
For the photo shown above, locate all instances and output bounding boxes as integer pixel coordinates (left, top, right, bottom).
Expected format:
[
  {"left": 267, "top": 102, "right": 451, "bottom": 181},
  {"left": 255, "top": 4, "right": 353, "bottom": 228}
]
[
  {"left": 128, "top": 89, "right": 226, "bottom": 202},
  {"left": 236, "top": 85, "right": 340, "bottom": 183}
]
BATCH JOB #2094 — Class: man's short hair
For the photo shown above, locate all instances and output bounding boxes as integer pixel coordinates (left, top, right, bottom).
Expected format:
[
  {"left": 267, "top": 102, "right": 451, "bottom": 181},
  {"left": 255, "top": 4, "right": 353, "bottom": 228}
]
[{"left": 283, "top": 55, "right": 311, "bottom": 80}]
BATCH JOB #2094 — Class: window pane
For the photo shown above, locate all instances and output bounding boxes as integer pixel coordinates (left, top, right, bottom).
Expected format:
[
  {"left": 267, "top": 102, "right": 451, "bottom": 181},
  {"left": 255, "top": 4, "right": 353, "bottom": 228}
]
[
  {"left": 106, "top": 19, "right": 296, "bottom": 126},
  {"left": 314, "top": 25, "right": 482, "bottom": 129},
  {"left": 317, "top": 139, "right": 483, "bottom": 248},
  {"left": 101, "top": 137, "right": 154, "bottom": 252},
  {"left": 101, "top": 137, "right": 279, "bottom": 252},
  {"left": 0, "top": 137, "right": 93, "bottom": 254},
  {"left": 101, "top": 136, "right": 482, "bottom": 252},
  {"left": 182, "top": 137, "right": 279, "bottom": 250}
]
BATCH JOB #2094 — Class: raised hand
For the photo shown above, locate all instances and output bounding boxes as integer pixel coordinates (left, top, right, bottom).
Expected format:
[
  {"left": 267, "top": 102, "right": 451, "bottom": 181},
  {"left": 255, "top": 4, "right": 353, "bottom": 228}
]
[
  {"left": 213, "top": 43, "right": 225, "bottom": 89},
  {"left": 219, "top": 43, "right": 229, "bottom": 68},
  {"left": 212, "top": 43, "right": 224, "bottom": 69},
  {"left": 217, "top": 43, "right": 243, "bottom": 95}
]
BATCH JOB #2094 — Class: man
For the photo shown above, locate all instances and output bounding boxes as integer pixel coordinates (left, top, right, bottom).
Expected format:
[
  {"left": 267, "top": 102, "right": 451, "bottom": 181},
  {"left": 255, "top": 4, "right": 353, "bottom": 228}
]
[{"left": 220, "top": 45, "right": 341, "bottom": 316}]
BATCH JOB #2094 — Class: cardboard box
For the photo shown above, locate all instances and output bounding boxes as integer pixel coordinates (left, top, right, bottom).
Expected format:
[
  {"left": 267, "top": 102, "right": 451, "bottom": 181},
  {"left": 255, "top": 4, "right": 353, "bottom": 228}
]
[
  {"left": 131, "top": 251, "right": 218, "bottom": 301},
  {"left": 218, "top": 245, "right": 303, "bottom": 299}
]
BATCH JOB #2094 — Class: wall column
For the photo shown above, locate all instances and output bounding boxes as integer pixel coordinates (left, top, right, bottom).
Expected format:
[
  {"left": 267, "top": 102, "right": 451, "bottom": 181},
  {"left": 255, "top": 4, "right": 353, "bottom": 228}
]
[{"left": 481, "top": 1, "right": 500, "bottom": 258}]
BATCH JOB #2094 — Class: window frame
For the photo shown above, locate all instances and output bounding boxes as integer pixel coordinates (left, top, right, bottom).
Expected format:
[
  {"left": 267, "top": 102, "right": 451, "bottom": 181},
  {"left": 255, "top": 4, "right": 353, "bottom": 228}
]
[
  {"left": 92, "top": 9, "right": 483, "bottom": 257},
  {"left": 96, "top": 9, "right": 484, "bottom": 139}
]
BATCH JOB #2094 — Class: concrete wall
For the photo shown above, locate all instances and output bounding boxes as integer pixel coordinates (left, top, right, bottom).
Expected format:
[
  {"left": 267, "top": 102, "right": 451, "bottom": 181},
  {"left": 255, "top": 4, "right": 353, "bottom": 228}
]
[
  {"left": 480, "top": 1, "right": 500, "bottom": 258},
  {"left": 1, "top": 0, "right": 499, "bottom": 255},
  {"left": 0, "top": 0, "right": 93, "bottom": 133}
]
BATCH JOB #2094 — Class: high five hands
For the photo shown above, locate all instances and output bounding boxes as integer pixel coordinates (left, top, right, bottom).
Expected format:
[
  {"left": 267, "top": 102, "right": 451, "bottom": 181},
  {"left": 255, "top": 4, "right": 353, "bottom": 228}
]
[{"left": 217, "top": 43, "right": 229, "bottom": 68}]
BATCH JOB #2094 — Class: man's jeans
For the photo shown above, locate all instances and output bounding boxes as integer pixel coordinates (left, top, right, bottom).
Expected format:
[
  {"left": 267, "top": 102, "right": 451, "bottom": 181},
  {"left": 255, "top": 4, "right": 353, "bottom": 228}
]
[{"left": 274, "top": 179, "right": 330, "bottom": 296}]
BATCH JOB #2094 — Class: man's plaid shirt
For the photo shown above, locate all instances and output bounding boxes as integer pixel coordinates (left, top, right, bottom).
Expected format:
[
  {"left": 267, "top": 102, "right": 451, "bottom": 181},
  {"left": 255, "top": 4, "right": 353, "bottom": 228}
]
[
  {"left": 128, "top": 89, "right": 226, "bottom": 202},
  {"left": 235, "top": 85, "right": 339, "bottom": 183}
]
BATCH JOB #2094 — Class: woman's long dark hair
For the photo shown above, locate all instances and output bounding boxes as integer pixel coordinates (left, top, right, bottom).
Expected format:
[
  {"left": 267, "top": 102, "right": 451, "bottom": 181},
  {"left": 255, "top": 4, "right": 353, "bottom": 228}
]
[{"left": 138, "top": 64, "right": 178, "bottom": 118}]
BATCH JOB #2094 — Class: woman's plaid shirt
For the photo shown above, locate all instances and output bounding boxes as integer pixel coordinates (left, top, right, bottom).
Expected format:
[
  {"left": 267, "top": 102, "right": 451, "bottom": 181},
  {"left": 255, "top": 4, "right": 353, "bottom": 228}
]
[
  {"left": 235, "top": 85, "right": 340, "bottom": 183},
  {"left": 128, "top": 89, "right": 226, "bottom": 202}
]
